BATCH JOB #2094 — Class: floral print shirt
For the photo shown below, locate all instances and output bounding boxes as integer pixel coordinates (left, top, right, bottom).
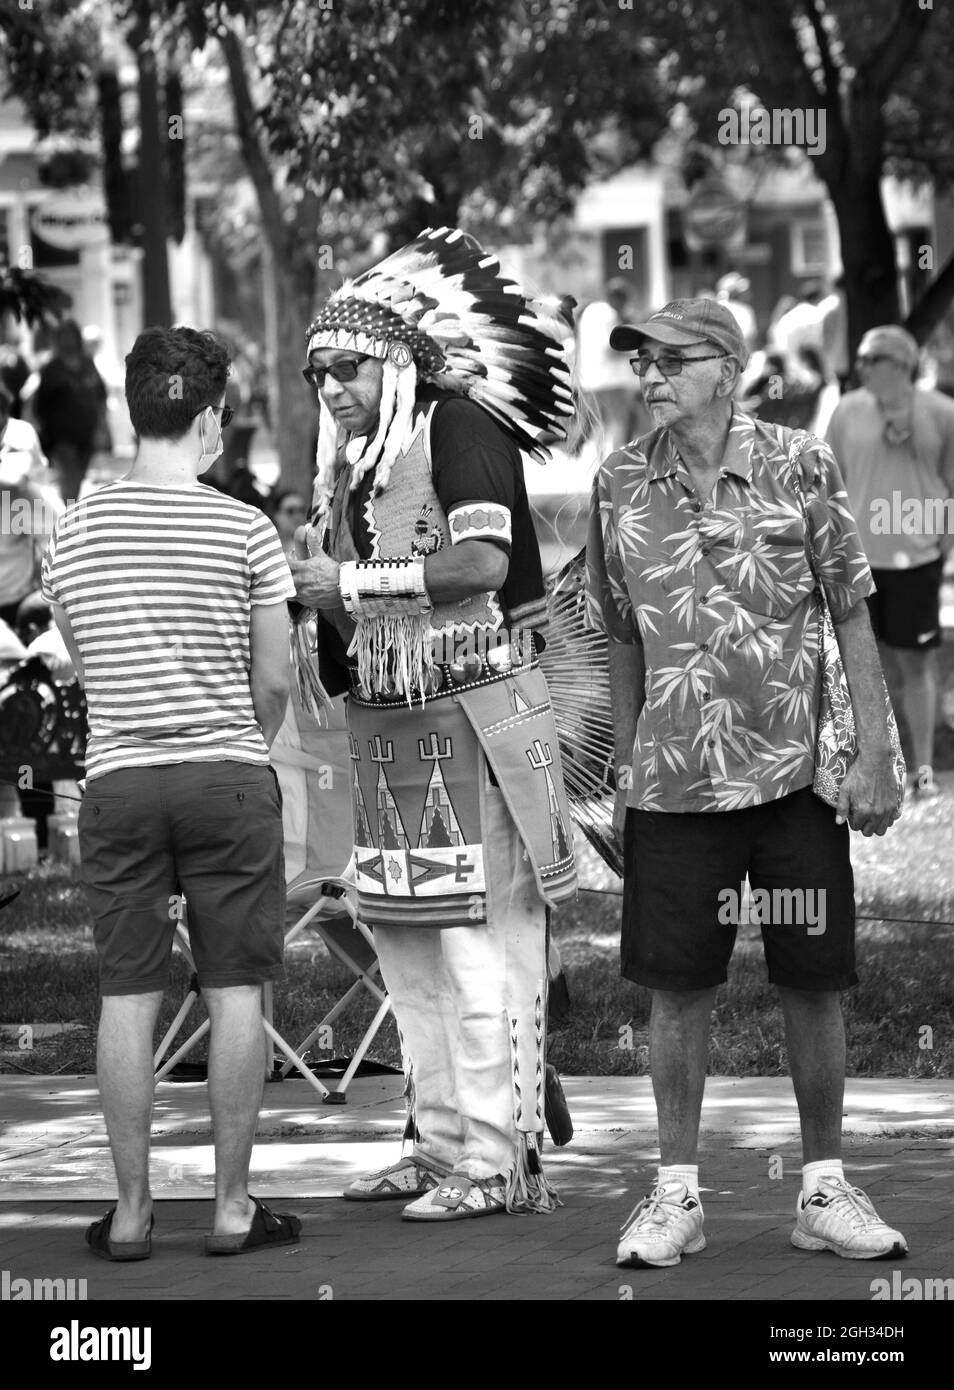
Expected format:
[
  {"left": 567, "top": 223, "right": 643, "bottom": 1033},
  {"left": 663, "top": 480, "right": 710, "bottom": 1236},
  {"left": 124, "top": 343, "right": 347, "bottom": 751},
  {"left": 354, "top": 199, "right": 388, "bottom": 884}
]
[{"left": 586, "top": 411, "right": 875, "bottom": 812}]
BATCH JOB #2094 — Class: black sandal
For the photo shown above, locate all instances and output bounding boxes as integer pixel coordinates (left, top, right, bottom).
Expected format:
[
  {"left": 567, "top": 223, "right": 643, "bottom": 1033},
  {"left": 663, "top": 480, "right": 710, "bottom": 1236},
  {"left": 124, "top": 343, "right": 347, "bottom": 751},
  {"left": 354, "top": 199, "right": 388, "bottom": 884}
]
[{"left": 205, "top": 1196, "right": 302, "bottom": 1256}]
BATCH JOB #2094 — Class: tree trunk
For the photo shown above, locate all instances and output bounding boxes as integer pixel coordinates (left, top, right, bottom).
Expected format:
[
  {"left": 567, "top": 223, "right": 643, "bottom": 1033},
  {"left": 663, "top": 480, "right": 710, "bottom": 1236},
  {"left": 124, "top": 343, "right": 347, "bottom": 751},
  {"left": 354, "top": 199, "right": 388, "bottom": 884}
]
[
  {"left": 98, "top": 67, "right": 133, "bottom": 246},
  {"left": 219, "top": 24, "right": 316, "bottom": 499},
  {"left": 270, "top": 248, "right": 318, "bottom": 500},
  {"left": 904, "top": 252, "right": 954, "bottom": 345},
  {"left": 829, "top": 174, "right": 900, "bottom": 361},
  {"left": 164, "top": 68, "right": 186, "bottom": 245},
  {"left": 134, "top": 41, "right": 172, "bottom": 325}
]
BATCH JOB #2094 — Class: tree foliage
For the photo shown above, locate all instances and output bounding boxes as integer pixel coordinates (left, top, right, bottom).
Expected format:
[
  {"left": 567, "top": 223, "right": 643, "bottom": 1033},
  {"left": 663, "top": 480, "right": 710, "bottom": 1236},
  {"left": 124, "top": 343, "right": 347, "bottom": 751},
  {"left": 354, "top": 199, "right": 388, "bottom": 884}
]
[
  {"left": 0, "top": 265, "right": 72, "bottom": 327},
  {"left": 0, "top": 0, "right": 100, "bottom": 138},
  {"left": 6, "top": 1, "right": 954, "bottom": 366}
]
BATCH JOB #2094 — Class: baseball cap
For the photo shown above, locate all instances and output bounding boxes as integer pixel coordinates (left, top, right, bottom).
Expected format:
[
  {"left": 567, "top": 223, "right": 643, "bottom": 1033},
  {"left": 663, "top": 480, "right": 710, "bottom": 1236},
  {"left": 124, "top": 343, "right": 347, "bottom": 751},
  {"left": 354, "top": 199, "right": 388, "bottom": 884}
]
[
  {"left": 609, "top": 297, "right": 749, "bottom": 367},
  {"left": 857, "top": 325, "right": 919, "bottom": 371}
]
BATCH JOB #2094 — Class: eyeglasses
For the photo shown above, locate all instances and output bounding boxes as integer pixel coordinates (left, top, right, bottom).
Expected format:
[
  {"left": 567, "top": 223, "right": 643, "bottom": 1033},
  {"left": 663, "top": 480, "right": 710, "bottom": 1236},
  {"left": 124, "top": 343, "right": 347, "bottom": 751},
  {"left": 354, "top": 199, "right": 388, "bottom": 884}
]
[
  {"left": 301, "top": 358, "right": 366, "bottom": 389},
  {"left": 211, "top": 405, "right": 234, "bottom": 427},
  {"left": 278, "top": 502, "right": 306, "bottom": 514},
  {"left": 630, "top": 353, "right": 727, "bottom": 378},
  {"left": 856, "top": 355, "right": 895, "bottom": 369}
]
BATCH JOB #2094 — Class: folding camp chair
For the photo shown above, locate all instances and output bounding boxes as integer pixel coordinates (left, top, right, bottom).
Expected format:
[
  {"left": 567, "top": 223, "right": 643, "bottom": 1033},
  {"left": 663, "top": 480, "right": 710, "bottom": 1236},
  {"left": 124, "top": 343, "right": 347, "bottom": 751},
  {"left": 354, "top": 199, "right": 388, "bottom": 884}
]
[{"left": 153, "top": 689, "right": 393, "bottom": 1103}]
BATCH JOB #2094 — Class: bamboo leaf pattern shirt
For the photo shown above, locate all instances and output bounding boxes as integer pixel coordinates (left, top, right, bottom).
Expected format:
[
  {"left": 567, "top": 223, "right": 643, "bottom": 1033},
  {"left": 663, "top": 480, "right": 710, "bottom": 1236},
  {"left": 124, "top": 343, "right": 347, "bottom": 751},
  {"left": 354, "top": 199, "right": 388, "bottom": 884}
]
[{"left": 586, "top": 411, "right": 875, "bottom": 812}]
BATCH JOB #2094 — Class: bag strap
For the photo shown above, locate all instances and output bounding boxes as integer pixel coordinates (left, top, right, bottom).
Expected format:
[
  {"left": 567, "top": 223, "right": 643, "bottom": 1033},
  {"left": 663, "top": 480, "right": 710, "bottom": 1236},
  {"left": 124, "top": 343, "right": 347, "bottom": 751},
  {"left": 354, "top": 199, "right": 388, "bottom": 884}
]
[{"left": 785, "top": 429, "right": 835, "bottom": 623}]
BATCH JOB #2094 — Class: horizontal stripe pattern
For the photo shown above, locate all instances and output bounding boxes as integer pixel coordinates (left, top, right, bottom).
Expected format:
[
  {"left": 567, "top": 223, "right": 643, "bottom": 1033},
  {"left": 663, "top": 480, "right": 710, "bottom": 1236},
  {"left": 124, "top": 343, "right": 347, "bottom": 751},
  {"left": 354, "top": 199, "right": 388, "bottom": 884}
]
[
  {"left": 41, "top": 482, "right": 295, "bottom": 779},
  {"left": 357, "top": 889, "right": 487, "bottom": 927}
]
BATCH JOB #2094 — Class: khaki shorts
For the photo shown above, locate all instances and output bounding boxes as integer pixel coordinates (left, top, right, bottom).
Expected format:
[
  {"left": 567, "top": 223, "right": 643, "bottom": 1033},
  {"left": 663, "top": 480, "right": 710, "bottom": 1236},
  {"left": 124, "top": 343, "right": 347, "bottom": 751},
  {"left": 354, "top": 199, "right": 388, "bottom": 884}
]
[{"left": 78, "top": 761, "right": 285, "bottom": 995}]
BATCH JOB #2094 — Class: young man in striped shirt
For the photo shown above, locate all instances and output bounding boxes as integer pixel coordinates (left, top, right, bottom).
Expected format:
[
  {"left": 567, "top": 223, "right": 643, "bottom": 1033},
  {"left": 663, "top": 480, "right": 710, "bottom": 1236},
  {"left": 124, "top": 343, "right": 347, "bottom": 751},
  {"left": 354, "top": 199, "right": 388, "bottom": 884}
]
[{"left": 41, "top": 326, "right": 300, "bottom": 1258}]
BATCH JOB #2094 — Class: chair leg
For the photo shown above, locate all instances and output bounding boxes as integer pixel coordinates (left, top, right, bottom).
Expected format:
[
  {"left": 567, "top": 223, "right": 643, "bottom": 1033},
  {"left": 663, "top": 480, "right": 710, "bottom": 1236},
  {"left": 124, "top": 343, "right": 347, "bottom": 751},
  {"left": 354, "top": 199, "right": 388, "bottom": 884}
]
[
  {"left": 153, "top": 974, "right": 201, "bottom": 1070},
  {"left": 260, "top": 1017, "right": 331, "bottom": 1099},
  {"left": 331, "top": 994, "right": 393, "bottom": 1098},
  {"left": 154, "top": 1017, "right": 211, "bottom": 1081},
  {"left": 261, "top": 981, "right": 277, "bottom": 1078},
  {"left": 281, "top": 975, "right": 368, "bottom": 1075}
]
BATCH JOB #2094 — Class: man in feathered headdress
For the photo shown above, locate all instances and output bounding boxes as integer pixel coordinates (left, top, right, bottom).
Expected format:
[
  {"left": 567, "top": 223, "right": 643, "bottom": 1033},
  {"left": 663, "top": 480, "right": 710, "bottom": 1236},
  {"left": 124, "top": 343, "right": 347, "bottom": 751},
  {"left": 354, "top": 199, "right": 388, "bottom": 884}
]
[{"left": 290, "top": 227, "right": 577, "bottom": 1220}]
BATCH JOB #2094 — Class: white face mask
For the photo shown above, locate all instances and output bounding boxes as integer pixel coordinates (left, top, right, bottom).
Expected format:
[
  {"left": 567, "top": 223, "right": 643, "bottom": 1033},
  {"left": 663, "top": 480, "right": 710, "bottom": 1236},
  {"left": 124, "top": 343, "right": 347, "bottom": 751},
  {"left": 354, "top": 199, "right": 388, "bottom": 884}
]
[{"left": 197, "top": 407, "right": 224, "bottom": 471}]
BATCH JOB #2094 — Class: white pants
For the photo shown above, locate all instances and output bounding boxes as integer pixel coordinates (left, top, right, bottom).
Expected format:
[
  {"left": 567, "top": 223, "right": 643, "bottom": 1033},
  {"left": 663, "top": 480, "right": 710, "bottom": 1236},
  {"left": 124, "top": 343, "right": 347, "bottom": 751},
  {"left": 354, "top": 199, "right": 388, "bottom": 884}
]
[{"left": 373, "top": 781, "right": 547, "bottom": 1181}]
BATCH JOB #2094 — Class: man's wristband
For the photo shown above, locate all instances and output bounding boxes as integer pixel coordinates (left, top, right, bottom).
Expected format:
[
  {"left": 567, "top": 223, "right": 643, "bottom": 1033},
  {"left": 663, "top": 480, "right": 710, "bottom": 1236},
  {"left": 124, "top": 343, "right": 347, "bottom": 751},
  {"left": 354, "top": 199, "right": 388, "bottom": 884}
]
[{"left": 338, "top": 557, "right": 433, "bottom": 618}]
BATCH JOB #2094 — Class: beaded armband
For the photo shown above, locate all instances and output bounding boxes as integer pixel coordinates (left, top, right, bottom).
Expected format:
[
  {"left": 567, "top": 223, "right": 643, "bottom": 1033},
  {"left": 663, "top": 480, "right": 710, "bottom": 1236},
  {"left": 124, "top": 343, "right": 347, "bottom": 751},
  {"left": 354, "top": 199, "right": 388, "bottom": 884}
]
[
  {"left": 338, "top": 557, "right": 432, "bottom": 618},
  {"left": 447, "top": 502, "right": 512, "bottom": 546}
]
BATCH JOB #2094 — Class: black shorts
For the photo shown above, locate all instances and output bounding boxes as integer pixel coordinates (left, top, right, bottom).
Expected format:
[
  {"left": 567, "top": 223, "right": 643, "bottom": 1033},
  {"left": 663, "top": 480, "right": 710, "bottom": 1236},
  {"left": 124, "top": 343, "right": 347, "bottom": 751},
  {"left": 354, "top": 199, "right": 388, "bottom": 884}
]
[
  {"left": 78, "top": 761, "right": 286, "bottom": 995},
  {"left": 620, "top": 786, "right": 856, "bottom": 992},
  {"left": 867, "top": 557, "right": 943, "bottom": 650}
]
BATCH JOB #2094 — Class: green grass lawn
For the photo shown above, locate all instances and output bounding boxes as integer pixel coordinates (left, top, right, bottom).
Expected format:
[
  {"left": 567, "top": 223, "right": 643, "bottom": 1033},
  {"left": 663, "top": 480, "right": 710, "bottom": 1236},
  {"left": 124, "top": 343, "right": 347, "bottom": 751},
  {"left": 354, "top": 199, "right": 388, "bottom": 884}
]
[{"left": 1, "top": 784, "right": 952, "bottom": 1079}]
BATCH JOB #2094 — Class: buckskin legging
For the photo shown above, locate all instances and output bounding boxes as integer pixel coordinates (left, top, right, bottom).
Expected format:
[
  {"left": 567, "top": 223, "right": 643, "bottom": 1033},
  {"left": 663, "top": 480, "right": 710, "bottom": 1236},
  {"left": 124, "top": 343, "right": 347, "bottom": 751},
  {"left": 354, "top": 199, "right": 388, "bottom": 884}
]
[{"left": 372, "top": 777, "right": 548, "bottom": 1183}]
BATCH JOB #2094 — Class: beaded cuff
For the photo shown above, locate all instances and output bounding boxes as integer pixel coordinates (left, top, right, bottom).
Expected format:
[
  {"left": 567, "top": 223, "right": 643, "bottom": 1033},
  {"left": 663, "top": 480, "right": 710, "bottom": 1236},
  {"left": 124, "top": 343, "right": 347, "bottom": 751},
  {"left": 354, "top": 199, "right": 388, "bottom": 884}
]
[{"left": 338, "top": 557, "right": 432, "bottom": 619}]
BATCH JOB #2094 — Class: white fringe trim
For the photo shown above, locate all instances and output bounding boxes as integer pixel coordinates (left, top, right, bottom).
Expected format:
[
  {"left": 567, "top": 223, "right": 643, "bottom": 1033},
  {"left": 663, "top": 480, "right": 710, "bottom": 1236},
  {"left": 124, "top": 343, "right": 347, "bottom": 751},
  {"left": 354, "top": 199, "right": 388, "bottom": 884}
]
[
  {"left": 290, "top": 618, "right": 332, "bottom": 722},
  {"left": 347, "top": 610, "right": 436, "bottom": 707},
  {"left": 505, "top": 1132, "right": 561, "bottom": 1214},
  {"left": 313, "top": 396, "right": 339, "bottom": 520}
]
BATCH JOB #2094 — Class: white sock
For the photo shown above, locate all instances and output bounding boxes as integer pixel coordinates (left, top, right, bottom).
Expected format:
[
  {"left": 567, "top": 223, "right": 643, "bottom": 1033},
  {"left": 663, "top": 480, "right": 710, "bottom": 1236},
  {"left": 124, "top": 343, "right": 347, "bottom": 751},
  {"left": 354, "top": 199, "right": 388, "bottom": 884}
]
[
  {"left": 658, "top": 1164, "right": 700, "bottom": 1201},
  {"left": 802, "top": 1159, "right": 844, "bottom": 1197}
]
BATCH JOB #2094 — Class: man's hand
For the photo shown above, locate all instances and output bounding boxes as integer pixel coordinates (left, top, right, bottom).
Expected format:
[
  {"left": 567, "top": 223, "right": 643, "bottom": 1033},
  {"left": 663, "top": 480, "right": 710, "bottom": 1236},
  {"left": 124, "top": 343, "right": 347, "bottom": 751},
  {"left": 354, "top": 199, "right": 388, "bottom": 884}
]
[
  {"left": 287, "top": 550, "right": 342, "bottom": 612},
  {"left": 612, "top": 784, "right": 628, "bottom": 848},
  {"left": 834, "top": 750, "right": 901, "bottom": 836},
  {"left": 612, "top": 763, "right": 632, "bottom": 851}
]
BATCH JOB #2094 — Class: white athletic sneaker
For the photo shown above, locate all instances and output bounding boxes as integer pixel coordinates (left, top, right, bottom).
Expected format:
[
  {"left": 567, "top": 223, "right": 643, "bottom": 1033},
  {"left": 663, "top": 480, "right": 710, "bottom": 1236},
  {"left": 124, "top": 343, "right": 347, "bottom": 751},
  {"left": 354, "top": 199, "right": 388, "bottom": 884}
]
[
  {"left": 616, "top": 1181, "right": 706, "bottom": 1268},
  {"left": 792, "top": 1176, "right": 908, "bottom": 1259}
]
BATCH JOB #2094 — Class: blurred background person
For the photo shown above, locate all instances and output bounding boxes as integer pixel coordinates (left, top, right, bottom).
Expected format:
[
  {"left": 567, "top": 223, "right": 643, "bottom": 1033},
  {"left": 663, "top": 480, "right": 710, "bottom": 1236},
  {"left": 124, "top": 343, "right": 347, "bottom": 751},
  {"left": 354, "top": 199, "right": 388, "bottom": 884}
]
[
  {"left": 32, "top": 319, "right": 109, "bottom": 504},
  {"left": 819, "top": 275, "right": 850, "bottom": 394},
  {"left": 827, "top": 325, "right": 954, "bottom": 800},
  {"left": 201, "top": 330, "right": 266, "bottom": 506},
  {"left": 577, "top": 278, "right": 649, "bottom": 452},
  {"left": 770, "top": 280, "right": 827, "bottom": 363},
  {"left": 82, "top": 323, "right": 134, "bottom": 472},
  {"left": 0, "top": 381, "right": 60, "bottom": 630},
  {"left": 715, "top": 271, "right": 757, "bottom": 351},
  {"left": 740, "top": 346, "right": 824, "bottom": 431},
  {"left": 268, "top": 487, "right": 308, "bottom": 561},
  {"left": 0, "top": 313, "right": 31, "bottom": 419}
]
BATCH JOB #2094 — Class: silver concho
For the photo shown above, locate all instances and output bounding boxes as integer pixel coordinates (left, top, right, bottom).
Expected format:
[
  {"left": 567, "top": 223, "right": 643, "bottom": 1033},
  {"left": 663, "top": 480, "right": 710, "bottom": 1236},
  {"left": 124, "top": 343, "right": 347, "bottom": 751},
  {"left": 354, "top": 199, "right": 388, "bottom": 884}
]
[
  {"left": 387, "top": 341, "right": 413, "bottom": 369},
  {"left": 449, "top": 653, "right": 484, "bottom": 685},
  {"left": 421, "top": 667, "right": 445, "bottom": 697},
  {"left": 486, "top": 643, "right": 513, "bottom": 673}
]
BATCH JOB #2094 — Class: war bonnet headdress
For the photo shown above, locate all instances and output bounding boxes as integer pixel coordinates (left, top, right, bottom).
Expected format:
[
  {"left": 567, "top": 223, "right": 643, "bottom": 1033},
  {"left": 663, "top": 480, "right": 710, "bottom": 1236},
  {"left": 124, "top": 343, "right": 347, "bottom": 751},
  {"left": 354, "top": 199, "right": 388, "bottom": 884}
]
[{"left": 304, "top": 226, "right": 576, "bottom": 515}]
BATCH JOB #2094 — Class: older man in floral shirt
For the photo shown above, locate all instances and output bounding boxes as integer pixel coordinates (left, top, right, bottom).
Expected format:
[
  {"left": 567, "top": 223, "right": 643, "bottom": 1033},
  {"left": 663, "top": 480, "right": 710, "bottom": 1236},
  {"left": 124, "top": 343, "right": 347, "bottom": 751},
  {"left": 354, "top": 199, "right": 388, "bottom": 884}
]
[{"left": 586, "top": 298, "right": 906, "bottom": 1270}]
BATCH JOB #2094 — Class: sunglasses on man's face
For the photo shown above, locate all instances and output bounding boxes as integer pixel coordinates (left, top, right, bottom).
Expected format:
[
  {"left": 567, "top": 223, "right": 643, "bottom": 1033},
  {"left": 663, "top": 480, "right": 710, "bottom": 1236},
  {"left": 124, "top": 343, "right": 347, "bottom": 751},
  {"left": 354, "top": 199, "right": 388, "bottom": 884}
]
[
  {"left": 630, "top": 352, "right": 727, "bottom": 378},
  {"left": 856, "top": 355, "right": 897, "bottom": 370},
  {"left": 301, "top": 358, "right": 367, "bottom": 389},
  {"left": 211, "top": 405, "right": 234, "bottom": 427}
]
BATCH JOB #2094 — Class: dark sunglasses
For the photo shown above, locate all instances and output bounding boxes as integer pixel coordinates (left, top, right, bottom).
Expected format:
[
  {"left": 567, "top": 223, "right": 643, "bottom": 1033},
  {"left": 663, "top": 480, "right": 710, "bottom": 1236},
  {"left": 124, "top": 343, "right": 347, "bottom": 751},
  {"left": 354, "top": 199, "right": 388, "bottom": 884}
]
[
  {"left": 856, "top": 355, "right": 896, "bottom": 369},
  {"left": 630, "top": 352, "right": 727, "bottom": 378},
  {"left": 301, "top": 358, "right": 366, "bottom": 389},
  {"left": 211, "top": 405, "right": 234, "bottom": 427}
]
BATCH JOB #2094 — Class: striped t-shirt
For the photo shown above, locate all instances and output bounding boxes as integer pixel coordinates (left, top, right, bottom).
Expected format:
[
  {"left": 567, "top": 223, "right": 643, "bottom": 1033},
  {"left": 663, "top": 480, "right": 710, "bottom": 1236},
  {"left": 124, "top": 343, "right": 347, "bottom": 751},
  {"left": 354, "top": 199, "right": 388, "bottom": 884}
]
[{"left": 41, "top": 482, "right": 296, "bottom": 780}]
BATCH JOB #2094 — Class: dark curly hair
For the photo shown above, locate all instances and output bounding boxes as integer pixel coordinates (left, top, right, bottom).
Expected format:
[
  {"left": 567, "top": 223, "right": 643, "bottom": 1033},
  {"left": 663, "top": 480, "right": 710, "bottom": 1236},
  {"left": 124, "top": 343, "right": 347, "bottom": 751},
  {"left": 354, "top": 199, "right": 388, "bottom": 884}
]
[{"left": 125, "top": 326, "right": 231, "bottom": 440}]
